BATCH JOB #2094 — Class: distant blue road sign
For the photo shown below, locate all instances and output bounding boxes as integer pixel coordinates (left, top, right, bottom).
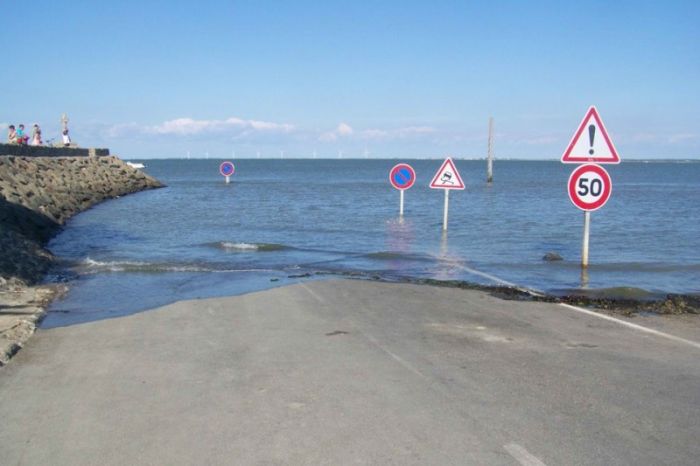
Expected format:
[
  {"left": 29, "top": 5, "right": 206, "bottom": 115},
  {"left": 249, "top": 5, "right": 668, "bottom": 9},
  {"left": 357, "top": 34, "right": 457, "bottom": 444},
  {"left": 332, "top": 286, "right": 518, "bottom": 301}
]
[{"left": 220, "top": 161, "right": 235, "bottom": 177}]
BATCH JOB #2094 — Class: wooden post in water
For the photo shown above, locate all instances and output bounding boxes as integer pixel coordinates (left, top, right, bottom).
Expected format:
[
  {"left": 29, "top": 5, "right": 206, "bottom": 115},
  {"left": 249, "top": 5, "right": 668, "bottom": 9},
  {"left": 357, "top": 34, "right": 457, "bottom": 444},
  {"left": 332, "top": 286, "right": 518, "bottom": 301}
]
[
  {"left": 486, "top": 117, "right": 494, "bottom": 184},
  {"left": 581, "top": 211, "right": 590, "bottom": 268}
]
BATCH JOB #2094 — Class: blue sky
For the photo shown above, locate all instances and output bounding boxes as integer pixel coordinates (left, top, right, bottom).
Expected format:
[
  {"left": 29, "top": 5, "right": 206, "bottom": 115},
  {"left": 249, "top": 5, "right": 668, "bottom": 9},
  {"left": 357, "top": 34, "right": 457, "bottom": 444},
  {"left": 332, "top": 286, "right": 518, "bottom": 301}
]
[{"left": 3, "top": 1, "right": 699, "bottom": 158}]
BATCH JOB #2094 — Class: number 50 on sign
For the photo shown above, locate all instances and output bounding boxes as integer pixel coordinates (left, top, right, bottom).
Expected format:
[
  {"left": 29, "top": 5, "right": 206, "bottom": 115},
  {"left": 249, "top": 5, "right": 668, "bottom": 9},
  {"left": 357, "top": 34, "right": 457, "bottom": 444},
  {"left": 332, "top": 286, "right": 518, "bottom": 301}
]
[{"left": 568, "top": 164, "right": 612, "bottom": 212}]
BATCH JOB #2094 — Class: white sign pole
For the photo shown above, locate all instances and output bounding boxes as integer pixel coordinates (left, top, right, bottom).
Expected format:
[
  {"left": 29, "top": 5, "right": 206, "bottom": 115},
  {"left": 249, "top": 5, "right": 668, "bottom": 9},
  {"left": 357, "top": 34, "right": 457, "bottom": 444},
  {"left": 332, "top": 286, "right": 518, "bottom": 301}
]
[
  {"left": 582, "top": 211, "right": 590, "bottom": 268},
  {"left": 225, "top": 175, "right": 230, "bottom": 184},
  {"left": 399, "top": 189, "right": 404, "bottom": 216},
  {"left": 442, "top": 189, "right": 449, "bottom": 231}
]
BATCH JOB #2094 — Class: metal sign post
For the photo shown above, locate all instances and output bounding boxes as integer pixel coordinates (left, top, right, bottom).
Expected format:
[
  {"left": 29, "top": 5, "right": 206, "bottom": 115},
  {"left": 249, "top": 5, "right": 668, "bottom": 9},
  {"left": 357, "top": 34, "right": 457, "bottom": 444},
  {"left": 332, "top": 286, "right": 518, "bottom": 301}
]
[
  {"left": 442, "top": 189, "right": 449, "bottom": 231},
  {"left": 582, "top": 211, "right": 591, "bottom": 268}
]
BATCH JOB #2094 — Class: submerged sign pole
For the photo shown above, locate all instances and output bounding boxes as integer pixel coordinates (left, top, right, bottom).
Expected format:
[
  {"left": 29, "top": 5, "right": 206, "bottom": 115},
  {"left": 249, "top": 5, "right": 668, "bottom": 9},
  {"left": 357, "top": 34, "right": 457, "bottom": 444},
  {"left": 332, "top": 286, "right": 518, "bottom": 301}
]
[
  {"left": 582, "top": 211, "right": 591, "bottom": 267},
  {"left": 429, "top": 157, "right": 465, "bottom": 231},
  {"left": 442, "top": 189, "right": 449, "bottom": 230},
  {"left": 389, "top": 163, "right": 416, "bottom": 217}
]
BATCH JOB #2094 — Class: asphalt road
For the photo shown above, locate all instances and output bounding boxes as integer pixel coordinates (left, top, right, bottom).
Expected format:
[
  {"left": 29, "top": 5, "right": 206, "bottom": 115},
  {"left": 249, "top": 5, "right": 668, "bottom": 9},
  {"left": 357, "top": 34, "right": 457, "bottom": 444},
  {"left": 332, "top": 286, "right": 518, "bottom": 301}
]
[{"left": 1, "top": 280, "right": 699, "bottom": 465}]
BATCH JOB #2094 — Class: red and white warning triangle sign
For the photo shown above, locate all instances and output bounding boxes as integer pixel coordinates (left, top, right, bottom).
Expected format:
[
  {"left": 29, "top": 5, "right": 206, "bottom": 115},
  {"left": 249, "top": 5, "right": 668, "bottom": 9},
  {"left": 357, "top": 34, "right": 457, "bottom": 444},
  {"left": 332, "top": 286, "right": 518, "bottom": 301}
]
[
  {"left": 429, "top": 157, "right": 465, "bottom": 190},
  {"left": 562, "top": 106, "right": 620, "bottom": 164}
]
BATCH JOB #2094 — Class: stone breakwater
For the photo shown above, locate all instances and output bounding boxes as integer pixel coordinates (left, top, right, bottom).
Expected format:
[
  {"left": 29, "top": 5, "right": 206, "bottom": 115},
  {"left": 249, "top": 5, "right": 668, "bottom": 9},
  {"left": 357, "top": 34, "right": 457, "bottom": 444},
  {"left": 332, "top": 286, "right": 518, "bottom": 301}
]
[
  {"left": 0, "top": 155, "right": 163, "bottom": 364},
  {"left": 0, "top": 156, "right": 163, "bottom": 286}
]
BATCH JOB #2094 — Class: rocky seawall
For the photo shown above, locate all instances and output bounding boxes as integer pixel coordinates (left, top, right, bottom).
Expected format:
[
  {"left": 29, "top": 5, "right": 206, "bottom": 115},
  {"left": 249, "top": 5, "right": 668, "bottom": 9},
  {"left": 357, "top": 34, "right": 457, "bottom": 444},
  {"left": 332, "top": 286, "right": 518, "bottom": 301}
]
[{"left": 0, "top": 155, "right": 163, "bottom": 364}]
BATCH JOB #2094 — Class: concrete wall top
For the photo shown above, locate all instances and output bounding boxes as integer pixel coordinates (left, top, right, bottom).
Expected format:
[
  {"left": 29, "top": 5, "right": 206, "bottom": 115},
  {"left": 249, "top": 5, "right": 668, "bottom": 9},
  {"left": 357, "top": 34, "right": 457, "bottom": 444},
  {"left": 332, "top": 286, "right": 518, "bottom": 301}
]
[{"left": 0, "top": 143, "right": 109, "bottom": 157}]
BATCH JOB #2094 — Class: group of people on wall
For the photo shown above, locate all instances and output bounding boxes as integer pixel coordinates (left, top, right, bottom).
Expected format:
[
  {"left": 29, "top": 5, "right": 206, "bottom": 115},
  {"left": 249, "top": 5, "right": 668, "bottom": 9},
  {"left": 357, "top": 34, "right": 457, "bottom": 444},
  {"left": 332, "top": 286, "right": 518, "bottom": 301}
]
[{"left": 7, "top": 124, "right": 71, "bottom": 147}]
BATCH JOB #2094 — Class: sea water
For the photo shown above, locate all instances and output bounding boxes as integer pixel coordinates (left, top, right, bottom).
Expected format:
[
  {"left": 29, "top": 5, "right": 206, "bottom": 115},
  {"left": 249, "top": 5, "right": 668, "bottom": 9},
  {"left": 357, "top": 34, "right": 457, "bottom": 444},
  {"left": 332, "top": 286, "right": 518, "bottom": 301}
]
[{"left": 44, "top": 159, "right": 700, "bottom": 326}]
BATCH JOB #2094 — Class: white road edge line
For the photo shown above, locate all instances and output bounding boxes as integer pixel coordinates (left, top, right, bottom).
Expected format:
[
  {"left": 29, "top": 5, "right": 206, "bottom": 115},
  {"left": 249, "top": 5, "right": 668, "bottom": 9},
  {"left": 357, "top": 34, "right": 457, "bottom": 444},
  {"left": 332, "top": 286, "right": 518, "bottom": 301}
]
[
  {"left": 504, "top": 443, "right": 548, "bottom": 466},
  {"left": 440, "top": 260, "right": 546, "bottom": 297},
  {"left": 299, "top": 282, "right": 429, "bottom": 380},
  {"left": 559, "top": 303, "right": 700, "bottom": 350},
  {"left": 439, "top": 261, "right": 700, "bottom": 350},
  {"left": 299, "top": 282, "right": 325, "bottom": 304},
  {"left": 358, "top": 328, "right": 429, "bottom": 381},
  {"left": 302, "top": 269, "right": 700, "bottom": 350}
]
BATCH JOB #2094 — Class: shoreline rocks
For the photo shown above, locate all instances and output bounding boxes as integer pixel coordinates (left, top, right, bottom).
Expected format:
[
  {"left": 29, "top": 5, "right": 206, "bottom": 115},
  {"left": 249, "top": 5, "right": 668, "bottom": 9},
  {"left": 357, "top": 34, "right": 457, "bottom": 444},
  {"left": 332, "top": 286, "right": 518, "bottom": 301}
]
[
  {"left": 0, "top": 155, "right": 164, "bottom": 364},
  {"left": 542, "top": 252, "right": 563, "bottom": 261},
  {"left": 0, "top": 284, "right": 66, "bottom": 365}
]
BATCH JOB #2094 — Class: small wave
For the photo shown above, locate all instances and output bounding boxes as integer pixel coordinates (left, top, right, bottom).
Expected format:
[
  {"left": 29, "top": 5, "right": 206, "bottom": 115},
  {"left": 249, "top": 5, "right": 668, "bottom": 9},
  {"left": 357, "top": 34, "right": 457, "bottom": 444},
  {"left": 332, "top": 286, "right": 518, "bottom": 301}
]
[
  {"left": 81, "top": 258, "right": 150, "bottom": 272},
  {"left": 363, "top": 251, "right": 434, "bottom": 262},
  {"left": 76, "top": 258, "right": 277, "bottom": 274},
  {"left": 207, "top": 241, "right": 292, "bottom": 252}
]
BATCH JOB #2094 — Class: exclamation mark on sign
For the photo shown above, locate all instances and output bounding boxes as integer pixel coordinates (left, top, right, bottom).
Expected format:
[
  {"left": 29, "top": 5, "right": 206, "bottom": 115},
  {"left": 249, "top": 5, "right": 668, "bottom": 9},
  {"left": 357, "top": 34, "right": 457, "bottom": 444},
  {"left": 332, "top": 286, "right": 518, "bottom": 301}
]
[{"left": 588, "top": 124, "right": 596, "bottom": 155}]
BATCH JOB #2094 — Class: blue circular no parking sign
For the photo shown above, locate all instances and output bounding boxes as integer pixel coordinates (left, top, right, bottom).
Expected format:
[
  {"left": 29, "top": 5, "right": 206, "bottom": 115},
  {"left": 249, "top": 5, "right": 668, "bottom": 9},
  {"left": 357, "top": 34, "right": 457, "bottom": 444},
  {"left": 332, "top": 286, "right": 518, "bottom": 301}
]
[
  {"left": 389, "top": 163, "right": 416, "bottom": 190},
  {"left": 220, "top": 161, "right": 235, "bottom": 177}
]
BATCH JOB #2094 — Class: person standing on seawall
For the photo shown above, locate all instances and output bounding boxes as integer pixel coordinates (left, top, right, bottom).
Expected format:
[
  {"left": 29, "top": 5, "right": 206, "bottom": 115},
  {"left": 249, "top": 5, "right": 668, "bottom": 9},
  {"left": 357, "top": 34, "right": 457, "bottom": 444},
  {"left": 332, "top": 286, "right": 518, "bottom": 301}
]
[
  {"left": 31, "top": 124, "right": 42, "bottom": 146},
  {"left": 62, "top": 128, "right": 71, "bottom": 146},
  {"left": 7, "top": 125, "right": 17, "bottom": 143},
  {"left": 16, "top": 124, "right": 29, "bottom": 145}
]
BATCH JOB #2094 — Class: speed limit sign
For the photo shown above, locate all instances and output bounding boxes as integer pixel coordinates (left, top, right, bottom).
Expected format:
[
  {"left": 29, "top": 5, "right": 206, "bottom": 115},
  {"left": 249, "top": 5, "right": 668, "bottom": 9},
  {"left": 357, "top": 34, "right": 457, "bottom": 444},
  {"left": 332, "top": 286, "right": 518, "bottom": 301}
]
[{"left": 568, "top": 163, "right": 612, "bottom": 211}]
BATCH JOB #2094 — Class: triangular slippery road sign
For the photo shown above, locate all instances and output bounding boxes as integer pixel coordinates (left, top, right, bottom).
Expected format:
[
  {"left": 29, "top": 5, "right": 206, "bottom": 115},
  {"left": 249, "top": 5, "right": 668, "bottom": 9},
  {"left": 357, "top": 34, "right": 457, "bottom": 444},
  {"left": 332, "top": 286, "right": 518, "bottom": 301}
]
[
  {"left": 430, "top": 157, "right": 465, "bottom": 190},
  {"left": 562, "top": 106, "right": 620, "bottom": 164}
]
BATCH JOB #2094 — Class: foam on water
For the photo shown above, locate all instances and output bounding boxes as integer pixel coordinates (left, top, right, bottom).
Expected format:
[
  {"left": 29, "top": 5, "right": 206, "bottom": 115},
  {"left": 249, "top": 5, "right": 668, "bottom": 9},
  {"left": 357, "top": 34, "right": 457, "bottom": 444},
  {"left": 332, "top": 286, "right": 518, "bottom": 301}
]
[
  {"left": 77, "top": 257, "right": 279, "bottom": 274},
  {"left": 208, "top": 241, "right": 291, "bottom": 252}
]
